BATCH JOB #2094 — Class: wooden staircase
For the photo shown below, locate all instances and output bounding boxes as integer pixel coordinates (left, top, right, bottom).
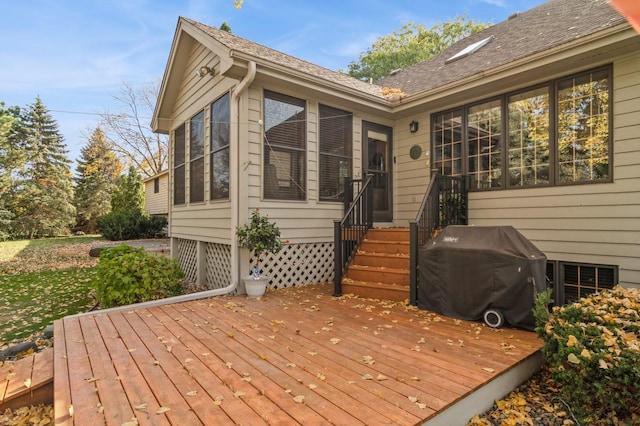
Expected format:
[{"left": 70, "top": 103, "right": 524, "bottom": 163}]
[{"left": 341, "top": 228, "right": 410, "bottom": 302}]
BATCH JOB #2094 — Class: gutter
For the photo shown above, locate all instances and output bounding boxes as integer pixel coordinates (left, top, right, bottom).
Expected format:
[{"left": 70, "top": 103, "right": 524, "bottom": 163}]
[{"left": 73, "top": 61, "right": 258, "bottom": 319}]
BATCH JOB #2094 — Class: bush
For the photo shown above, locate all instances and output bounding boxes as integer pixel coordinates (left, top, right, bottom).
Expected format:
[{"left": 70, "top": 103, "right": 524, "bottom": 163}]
[
  {"left": 97, "top": 210, "right": 166, "bottom": 241},
  {"left": 94, "top": 244, "right": 184, "bottom": 308},
  {"left": 534, "top": 286, "right": 640, "bottom": 422}
]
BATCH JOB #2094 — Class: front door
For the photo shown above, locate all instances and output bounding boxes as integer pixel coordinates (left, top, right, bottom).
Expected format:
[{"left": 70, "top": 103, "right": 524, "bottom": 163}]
[{"left": 363, "top": 121, "right": 393, "bottom": 222}]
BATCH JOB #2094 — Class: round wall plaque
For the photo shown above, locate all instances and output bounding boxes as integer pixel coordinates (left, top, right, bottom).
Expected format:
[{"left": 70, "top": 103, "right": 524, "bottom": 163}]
[{"left": 409, "top": 144, "right": 422, "bottom": 160}]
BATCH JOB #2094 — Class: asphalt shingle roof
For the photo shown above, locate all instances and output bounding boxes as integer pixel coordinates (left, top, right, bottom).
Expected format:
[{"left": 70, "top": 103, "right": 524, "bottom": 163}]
[
  {"left": 183, "top": 17, "right": 385, "bottom": 99},
  {"left": 377, "top": 0, "right": 626, "bottom": 96},
  {"left": 182, "top": 0, "right": 626, "bottom": 102}
]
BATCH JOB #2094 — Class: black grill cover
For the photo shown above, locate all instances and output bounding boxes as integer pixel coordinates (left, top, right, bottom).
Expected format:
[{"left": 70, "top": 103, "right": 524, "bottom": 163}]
[{"left": 417, "top": 226, "right": 547, "bottom": 330}]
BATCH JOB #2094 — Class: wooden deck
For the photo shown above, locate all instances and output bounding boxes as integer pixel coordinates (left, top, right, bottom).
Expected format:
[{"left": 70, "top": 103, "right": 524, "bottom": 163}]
[
  {"left": 1, "top": 349, "right": 54, "bottom": 411},
  {"left": 53, "top": 283, "right": 543, "bottom": 425}
]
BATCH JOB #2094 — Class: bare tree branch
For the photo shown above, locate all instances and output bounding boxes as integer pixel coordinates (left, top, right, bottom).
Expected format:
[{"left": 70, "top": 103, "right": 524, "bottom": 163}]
[{"left": 100, "top": 81, "right": 168, "bottom": 178}]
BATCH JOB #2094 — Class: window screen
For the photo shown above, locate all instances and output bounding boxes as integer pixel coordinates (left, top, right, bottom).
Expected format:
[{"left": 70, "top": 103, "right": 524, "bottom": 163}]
[
  {"left": 190, "top": 110, "right": 205, "bottom": 203},
  {"left": 319, "top": 104, "right": 352, "bottom": 201},
  {"left": 211, "top": 93, "right": 230, "bottom": 200},
  {"left": 173, "top": 124, "right": 185, "bottom": 205}
]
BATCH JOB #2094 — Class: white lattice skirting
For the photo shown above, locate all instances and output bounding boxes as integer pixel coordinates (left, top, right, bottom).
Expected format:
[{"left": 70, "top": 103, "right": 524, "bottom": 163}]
[
  {"left": 205, "top": 243, "right": 232, "bottom": 290},
  {"left": 250, "top": 242, "right": 334, "bottom": 290},
  {"left": 176, "top": 238, "right": 198, "bottom": 283},
  {"left": 175, "top": 238, "right": 334, "bottom": 291}
]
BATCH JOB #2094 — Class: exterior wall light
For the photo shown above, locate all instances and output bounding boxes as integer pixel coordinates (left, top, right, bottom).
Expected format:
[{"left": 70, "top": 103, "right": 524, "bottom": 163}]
[
  {"left": 196, "top": 66, "right": 214, "bottom": 77},
  {"left": 409, "top": 120, "right": 419, "bottom": 133}
]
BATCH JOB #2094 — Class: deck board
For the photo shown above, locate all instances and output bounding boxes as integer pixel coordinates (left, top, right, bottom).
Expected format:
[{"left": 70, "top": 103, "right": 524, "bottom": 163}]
[{"left": 54, "top": 283, "right": 543, "bottom": 425}]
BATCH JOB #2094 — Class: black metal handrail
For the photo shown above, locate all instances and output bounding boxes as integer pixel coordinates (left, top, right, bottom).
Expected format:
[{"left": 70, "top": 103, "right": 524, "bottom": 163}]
[
  {"left": 409, "top": 171, "right": 467, "bottom": 305},
  {"left": 333, "top": 175, "right": 374, "bottom": 296}
]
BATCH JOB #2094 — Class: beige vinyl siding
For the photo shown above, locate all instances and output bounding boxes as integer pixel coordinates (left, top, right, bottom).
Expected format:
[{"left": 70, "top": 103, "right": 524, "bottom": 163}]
[
  {"left": 394, "top": 113, "right": 431, "bottom": 224},
  {"left": 466, "top": 52, "right": 640, "bottom": 288},
  {"left": 144, "top": 174, "right": 168, "bottom": 215},
  {"left": 168, "top": 42, "right": 236, "bottom": 243}
]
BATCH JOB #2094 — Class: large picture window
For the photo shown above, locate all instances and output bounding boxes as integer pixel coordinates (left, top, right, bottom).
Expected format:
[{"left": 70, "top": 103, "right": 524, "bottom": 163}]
[
  {"left": 210, "top": 93, "right": 230, "bottom": 200},
  {"left": 173, "top": 124, "right": 185, "bottom": 205},
  {"left": 432, "top": 66, "right": 611, "bottom": 190},
  {"left": 263, "top": 90, "right": 306, "bottom": 201},
  {"left": 189, "top": 110, "right": 205, "bottom": 203},
  {"left": 319, "top": 104, "right": 352, "bottom": 201}
]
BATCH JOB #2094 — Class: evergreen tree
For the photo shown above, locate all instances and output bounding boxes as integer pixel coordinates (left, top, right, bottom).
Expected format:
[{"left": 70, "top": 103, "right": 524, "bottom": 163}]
[
  {"left": 12, "top": 97, "right": 76, "bottom": 238},
  {"left": 0, "top": 102, "right": 24, "bottom": 239},
  {"left": 111, "top": 166, "right": 144, "bottom": 213},
  {"left": 74, "top": 127, "right": 123, "bottom": 233}
]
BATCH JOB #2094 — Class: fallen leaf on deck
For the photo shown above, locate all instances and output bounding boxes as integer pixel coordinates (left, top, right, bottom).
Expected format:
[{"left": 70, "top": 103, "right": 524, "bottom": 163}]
[
  {"left": 186, "top": 391, "right": 198, "bottom": 396},
  {"left": 234, "top": 391, "right": 245, "bottom": 398},
  {"left": 376, "top": 374, "right": 388, "bottom": 381},
  {"left": 330, "top": 338, "right": 341, "bottom": 345},
  {"left": 23, "top": 377, "right": 31, "bottom": 388},
  {"left": 121, "top": 418, "right": 139, "bottom": 426},
  {"left": 483, "top": 367, "right": 496, "bottom": 373},
  {"left": 156, "top": 407, "right": 171, "bottom": 414},
  {"left": 362, "top": 374, "right": 374, "bottom": 380},
  {"left": 293, "top": 395, "right": 305, "bottom": 403}
]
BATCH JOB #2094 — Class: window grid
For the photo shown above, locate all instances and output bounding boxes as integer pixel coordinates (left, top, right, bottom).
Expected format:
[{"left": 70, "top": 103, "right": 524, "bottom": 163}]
[
  {"left": 507, "top": 87, "right": 550, "bottom": 187},
  {"left": 433, "top": 110, "right": 463, "bottom": 177},
  {"left": 432, "top": 66, "right": 611, "bottom": 191},
  {"left": 561, "top": 262, "right": 616, "bottom": 305},
  {"left": 467, "top": 100, "right": 502, "bottom": 189}
]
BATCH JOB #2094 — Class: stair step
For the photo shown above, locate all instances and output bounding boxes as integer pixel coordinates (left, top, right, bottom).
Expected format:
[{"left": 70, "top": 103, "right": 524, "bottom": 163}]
[
  {"left": 341, "top": 279, "right": 409, "bottom": 303},
  {"left": 352, "top": 252, "right": 410, "bottom": 270},
  {"left": 365, "top": 228, "right": 410, "bottom": 241},
  {"left": 360, "top": 240, "right": 409, "bottom": 255},
  {"left": 344, "top": 265, "right": 410, "bottom": 286}
]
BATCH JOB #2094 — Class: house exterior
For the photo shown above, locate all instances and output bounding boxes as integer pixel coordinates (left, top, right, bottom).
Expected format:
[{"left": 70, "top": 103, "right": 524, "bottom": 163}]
[
  {"left": 142, "top": 170, "right": 169, "bottom": 217},
  {"left": 152, "top": 0, "right": 640, "bottom": 299}
]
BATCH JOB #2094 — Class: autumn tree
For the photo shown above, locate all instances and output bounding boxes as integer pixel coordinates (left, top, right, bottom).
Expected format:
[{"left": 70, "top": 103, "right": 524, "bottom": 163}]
[
  {"left": 111, "top": 166, "right": 145, "bottom": 214},
  {"left": 100, "top": 82, "right": 168, "bottom": 179},
  {"left": 11, "top": 97, "right": 75, "bottom": 238},
  {"left": 74, "top": 127, "right": 123, "bottom": 233},
  {"left": 347, "top": 16, "right": 490, "bottom": 82}
]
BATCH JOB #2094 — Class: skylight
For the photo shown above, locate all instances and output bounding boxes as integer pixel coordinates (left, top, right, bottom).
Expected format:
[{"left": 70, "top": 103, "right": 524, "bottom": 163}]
[{"left": 445, "top": 35, "right": 494, "bottom": 64}]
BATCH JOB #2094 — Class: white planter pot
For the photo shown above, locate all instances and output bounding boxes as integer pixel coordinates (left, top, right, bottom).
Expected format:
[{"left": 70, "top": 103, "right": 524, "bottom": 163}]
[{"left": 243, "top": 275, "right": 270, "bottom": 297}]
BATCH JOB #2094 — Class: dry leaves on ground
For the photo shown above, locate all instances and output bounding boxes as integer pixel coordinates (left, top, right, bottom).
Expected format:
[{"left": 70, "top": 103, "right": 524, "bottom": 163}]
[
  {"left": 0, "top": 240, "right": 103, "bottom": 274},
  {"left": 0, "top": 405, "right": 53, "bottom": 426}
]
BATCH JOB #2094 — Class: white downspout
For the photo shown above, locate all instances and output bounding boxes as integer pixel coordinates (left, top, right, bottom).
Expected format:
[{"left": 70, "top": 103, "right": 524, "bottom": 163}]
[{"left": 73, "top": 61, "right": 258, "bottom": 318}]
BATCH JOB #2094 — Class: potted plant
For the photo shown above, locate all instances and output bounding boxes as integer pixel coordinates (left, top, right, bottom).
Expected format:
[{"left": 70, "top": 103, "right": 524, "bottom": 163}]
[{"left": 236, "top": 209, "right": 285, "bottom": 297}]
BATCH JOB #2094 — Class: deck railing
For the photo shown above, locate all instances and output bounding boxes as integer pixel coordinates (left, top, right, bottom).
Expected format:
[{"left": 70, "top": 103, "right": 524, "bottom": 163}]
[
  {"left": 333, "top": 175, "right": 374, "bottom": 296},
  {"left": 409, "top": 171, "right": 467, "bottom": 305}
]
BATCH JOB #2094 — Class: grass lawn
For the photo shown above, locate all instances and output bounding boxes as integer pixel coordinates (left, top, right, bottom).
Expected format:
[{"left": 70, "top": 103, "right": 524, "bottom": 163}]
[
  {"left": 0, "top": 268, "right": 97, "bottom": 343},
  {"left": 0, "top": 235, "right": 104, "bottom": 345}
]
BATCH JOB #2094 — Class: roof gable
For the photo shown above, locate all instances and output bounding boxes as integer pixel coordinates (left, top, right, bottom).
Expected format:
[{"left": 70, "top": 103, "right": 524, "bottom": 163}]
[{"left": 378, "top": 0, "right": 627, "bottom": 96}]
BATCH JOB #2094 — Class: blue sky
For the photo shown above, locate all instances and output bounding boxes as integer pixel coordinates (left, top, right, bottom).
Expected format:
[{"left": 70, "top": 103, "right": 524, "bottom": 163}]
[{"left": 1, "top": 0, "right": 546, "bottom": 164}]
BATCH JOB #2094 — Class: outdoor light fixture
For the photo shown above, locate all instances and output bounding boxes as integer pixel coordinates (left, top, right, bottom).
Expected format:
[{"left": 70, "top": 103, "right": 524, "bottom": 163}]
[
  {"left": 409, "top": 120, "right": 419, "bottom": 133},
  {"left": 196, "top": 66, "right": 214, "bottom": 78}
]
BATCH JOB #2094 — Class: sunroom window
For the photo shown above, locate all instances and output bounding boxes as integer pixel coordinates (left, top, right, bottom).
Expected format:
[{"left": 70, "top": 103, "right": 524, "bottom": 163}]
[
  {"left": 210, "top": 93, "right": 230, "bottom": 200},
  {"left": 263, "top": 90, "right": 306, "bottom": 201},
  {"left": 319, "top": 104, "right": 352, "bottom": 202},
  {"left": 189, "top": 110, "right": 205, "bottom": 203},
  {"left": 432, "top": 66, "right": 611, "bottom": 190},
  {"left": 173, "top": 124, "right": 185, "bottom": 205}
]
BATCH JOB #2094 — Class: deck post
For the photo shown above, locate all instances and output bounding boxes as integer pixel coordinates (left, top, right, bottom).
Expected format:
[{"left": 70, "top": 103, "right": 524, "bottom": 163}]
[
  {"left": 333, "top": 220, "right": 343, "bottom": 296},
  {"left": 409, "top": 220, "right": 418, "bottom": 306}
]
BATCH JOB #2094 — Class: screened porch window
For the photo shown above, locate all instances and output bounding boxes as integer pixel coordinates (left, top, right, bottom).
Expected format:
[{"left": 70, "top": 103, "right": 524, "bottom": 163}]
[
  {"left": 263, "top": 90, "right": 306, "bottom": 201},
  {"left": 173, "top": 124, "right": 185, "bottom": 205},
  {"left": 319, "top": 104, "right": 352, "bottom": 202},
  {"left": 210, "top": 92, "right": 230, "bottom": 200},
  {"left": 189, "top": 110, "right": 205, "bottom": 203},
  {"left": 432, "top": 66, "right": 611, "bottom": 190}
]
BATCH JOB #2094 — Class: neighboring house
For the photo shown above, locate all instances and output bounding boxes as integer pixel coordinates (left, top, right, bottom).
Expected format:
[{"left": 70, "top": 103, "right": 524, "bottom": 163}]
[
  {"left": 152, "top": 0, "right": 640, "bottom": 300},
  {"left": 143, "top": 170, "right": 169, "bottom": 217}
]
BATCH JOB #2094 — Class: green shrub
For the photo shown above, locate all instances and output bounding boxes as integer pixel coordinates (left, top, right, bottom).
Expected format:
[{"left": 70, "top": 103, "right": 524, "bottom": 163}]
[
  {"left": 534, "top": 286, "right": 640, "bottom": 421},
  {"left": 95, "top": 244, "right": 184, "bottom": 308},
  {"left": 97, "top": 210, "right": 166, "bottom": 241}
]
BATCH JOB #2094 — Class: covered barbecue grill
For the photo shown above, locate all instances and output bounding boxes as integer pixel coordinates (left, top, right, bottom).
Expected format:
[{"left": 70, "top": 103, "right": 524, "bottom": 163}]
[{"left": 417, "top": 226, "right": 547, "bottom": 330}]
